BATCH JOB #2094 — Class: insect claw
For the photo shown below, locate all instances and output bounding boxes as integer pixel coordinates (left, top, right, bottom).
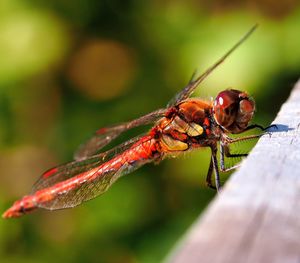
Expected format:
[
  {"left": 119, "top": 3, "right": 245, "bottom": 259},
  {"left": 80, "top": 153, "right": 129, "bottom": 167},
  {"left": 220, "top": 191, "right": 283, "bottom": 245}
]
[
  {"left": 263, "top": 131, "right": 272, "bottom": 138},
  {"left": 263, "top": 124, "right": 278, "bottom": 131},
  {"left": 206, "top": 182, "right": 217, "bottom": 190}
]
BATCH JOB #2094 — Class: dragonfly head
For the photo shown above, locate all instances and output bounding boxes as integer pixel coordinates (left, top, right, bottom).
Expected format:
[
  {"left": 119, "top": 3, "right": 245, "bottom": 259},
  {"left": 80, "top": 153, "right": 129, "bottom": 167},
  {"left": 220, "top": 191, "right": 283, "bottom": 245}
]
[{"left": 213, "top": 89, "right": 255, "bottom": 134}]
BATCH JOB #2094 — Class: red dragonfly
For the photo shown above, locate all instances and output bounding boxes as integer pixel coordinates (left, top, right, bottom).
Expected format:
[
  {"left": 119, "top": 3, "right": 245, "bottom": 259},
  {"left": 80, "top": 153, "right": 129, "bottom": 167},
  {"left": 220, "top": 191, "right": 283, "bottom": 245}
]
[{"left": 3, "top": 25, "right": 268, "bottom": 218}]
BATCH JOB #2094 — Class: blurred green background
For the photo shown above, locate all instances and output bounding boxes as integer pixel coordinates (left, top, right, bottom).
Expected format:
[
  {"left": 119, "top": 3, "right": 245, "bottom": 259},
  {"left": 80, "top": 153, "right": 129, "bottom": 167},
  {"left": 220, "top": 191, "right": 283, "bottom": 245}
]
[{"left": 0, "top": 0, "right": 299, "bottom": 262}]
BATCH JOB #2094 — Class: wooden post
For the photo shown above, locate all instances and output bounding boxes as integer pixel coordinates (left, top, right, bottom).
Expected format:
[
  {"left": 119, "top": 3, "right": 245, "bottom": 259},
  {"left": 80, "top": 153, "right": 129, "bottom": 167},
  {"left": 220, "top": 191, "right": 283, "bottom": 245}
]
[{"left": 169, "top": 81, "right": 300, "bottom": 263}]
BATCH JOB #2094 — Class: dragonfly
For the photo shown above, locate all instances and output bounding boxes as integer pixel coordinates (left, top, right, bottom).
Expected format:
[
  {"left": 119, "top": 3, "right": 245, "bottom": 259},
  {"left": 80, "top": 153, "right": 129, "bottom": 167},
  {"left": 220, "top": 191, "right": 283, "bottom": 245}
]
[{"left": 3, "top": 25, "right": 270, "bottom": 218}]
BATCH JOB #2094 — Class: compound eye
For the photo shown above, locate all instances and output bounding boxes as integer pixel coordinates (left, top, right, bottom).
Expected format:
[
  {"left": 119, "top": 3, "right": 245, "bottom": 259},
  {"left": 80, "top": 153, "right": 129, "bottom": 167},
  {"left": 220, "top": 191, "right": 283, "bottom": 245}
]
[
  {"left": 213, "top": 89, "right": 241, "bottom": 128},
  {"left": 214, "top": 91, "right": 236, "bottom": 109},
  {"left": 215, "top": 89, "right": 240, "bottom": 109},
  {"left": 239, "top": 99, "right": 255, "bottom": 114}
]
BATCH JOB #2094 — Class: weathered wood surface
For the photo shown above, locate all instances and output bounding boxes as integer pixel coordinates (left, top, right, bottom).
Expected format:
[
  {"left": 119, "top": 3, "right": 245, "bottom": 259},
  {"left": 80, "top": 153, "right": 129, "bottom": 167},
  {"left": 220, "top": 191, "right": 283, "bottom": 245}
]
[{"left": 169, "top": 81, "right": 300, "bottom": 263}]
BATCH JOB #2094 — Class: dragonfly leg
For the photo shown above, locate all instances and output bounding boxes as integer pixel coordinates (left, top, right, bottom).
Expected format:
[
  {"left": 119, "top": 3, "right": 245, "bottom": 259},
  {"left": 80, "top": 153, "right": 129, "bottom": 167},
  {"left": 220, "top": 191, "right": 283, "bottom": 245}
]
[
  {"left": 220, "top": 142, "right": 247, "bottom": 172},
  {"left": 205, "top": 157, "right": 216, "bottom": 190},
  {"left": 243, "top": 123, "right": 277, "bottom": 132},
  {"left": 222, "top": 133, "right": 262, "bottom": 145},
  {"left": 210, "top": 145, "right": 221, "bottom": 192},
  {"left": 219, "top": 127, "right": 272, "bottom": 172}
]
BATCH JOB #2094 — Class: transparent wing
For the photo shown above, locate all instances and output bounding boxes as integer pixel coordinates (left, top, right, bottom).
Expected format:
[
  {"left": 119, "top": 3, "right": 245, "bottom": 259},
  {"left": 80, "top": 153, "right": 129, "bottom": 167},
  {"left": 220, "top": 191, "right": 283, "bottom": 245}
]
[
  {"left": 32, "top": 135, "right": 143, "bottom": 192},
  {"left": 167, "top": 24, "right": 258, "bottom": 107},
  {"left": 32, "top": 135, "right": 159, "bottom": 210},
  {"left": 38, "top": 160, "right": 149, "bottom": 210},
  {"left": 74, "top": 108, "right": 166, "bottom": 160}
]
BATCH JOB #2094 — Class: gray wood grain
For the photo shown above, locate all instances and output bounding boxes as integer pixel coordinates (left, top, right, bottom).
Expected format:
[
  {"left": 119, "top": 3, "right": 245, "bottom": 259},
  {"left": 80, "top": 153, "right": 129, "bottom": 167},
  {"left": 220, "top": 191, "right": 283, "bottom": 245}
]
[{"left": 169, "top": 81, "right": 300, "bottom": 263}]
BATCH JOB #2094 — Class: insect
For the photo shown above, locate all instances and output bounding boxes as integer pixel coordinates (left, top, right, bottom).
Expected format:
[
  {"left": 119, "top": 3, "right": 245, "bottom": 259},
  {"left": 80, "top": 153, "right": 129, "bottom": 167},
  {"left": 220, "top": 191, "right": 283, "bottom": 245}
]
[{"left": 3, "top": 25, "right": 269, "bottom": 218}]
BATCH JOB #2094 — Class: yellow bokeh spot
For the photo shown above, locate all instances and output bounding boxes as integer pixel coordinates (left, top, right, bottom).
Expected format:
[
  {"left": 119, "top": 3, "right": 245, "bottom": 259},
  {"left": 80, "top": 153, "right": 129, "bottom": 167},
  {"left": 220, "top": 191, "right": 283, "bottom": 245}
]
[
  {"left": 68, "top": 39, "right": 137, "bottom": 100},
  {"left": 0, "top": 9, "right": 69, "bottom": 84}
]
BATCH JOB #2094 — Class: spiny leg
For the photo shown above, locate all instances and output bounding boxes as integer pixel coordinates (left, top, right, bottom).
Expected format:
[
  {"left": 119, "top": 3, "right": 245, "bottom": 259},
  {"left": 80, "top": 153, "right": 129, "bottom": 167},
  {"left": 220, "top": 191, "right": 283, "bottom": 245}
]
[
  {"left": 222, "top": 123, "right": 276, "bottom": 146},
  {"left": 220, "top": 142, "right": 248, "bottom": 172},
  {"left": 205, "top": 157, "right": 216, "bottom": 190},
  {"left": 208, "top": 126, "right": 276, "bottom": 188},
  {"left": 206, "top": 127, "right": 272, "bottom": 190},
  {"left": 223, "top": 134, "right": 262, "bottom": 144},
  {"left": 243, "top": 124, "right": 277, "bottom": 132},
  {"left": 210, "top": 145, "right": 221, "bottom": 192},
  {"left": 219, "top": 130, "right": 270, "bottom": 172}
]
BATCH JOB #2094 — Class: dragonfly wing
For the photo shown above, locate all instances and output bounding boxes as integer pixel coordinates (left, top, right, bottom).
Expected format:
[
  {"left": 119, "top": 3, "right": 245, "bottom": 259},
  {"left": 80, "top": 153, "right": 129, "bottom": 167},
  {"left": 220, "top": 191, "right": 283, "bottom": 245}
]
[
  {"left": 32, "top": 135, "right": 159, "bottom": 210},
  {"left": 74, "top": 125, "right": 128, "bottom": 161},
  {"left": 32, "top": 136, "right": 159, "bottom": 210},
  {"left": 37, "top": 159, "right": 150, "bottom": 210},
  {"left": 74, "top": 108, "right": 166, "bottom": 160},
  {"left": 32, "top": 135, "right": 143, "bottom": 192},
  {"left": 167, "top": 25, "right": 258, "bottom": 107}
]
